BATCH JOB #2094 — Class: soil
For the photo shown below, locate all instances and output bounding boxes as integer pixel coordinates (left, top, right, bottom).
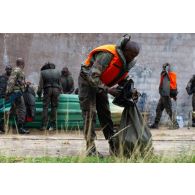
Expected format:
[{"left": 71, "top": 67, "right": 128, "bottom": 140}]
[{"left": 0, "top": 127, "right": 195, "bottom": 157}]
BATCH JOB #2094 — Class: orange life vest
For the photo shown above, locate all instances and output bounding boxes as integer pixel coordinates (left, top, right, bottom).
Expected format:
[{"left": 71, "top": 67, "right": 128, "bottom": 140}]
[
  {"left": 160, "top": 64, "right": 177, "bottom": 90},
  {"left": 84, "top": 44, "right": 128, "bottom": 87}
]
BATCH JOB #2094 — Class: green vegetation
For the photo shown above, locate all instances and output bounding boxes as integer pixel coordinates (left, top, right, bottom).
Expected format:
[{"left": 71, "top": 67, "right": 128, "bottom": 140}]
[{"left": 0, "top": 154, "right": 195, "bottom": 163}]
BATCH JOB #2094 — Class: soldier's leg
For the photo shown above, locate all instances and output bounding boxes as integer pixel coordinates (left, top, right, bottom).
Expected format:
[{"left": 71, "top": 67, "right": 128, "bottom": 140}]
[
  {"left": 96, "top": 91, "right": 118, "bottom": 155},
  {"left": 50, "top": 88, "right": 60, "bottom": 129},
  {"left": 15, "top": 96, "right": 29, "bottom": 134},
  {"left": 78, "top": 75, "right": 99, "bottom": 155},
  {"left": 164, "top": 97, "right": 179, "bottom": 129},
  {"left": 42, "top": 88, "right": 51, "bottom": 128},
  {"left": 192, "top": 93, "right": 195, "bottom": 126},
  {"left": 150, "top": 97, "right": 164, "bottom": 128},
  {"left": 0, "top": 116, "right": 4, "bottom": 133},
  {"left": 163, "top": 96, "right": 172, "bottom": 119},
  {"left": 15, "top": 96, "right": 26, "bottom": 124},
  {"left": 96, "top": 91, "right": 114, "bottom": 140}
]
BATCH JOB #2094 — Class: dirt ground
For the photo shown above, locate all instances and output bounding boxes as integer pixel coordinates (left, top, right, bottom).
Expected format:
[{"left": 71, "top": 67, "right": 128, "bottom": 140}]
[{"left": 0, "top": 127, "right": 195, "bottom": 157}]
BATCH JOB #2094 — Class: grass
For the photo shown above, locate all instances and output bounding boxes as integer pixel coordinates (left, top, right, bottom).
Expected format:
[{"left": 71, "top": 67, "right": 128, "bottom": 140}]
[{"left": 0, "top": 154, "right": 195, "bottom": 163}]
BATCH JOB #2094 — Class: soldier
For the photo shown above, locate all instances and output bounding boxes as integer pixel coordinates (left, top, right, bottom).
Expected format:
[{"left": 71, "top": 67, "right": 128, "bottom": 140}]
[
  {"left": 60, "top": 67, "right": 75, "bottom": 94},
  {"left": 78, "top": 35, "right": 140, "bottom": 157},
  {"left": 0, "top": 65, "right": 12, "bottom": 133},
  {"left": 150, "top": 63, "right": 179, "bottom": 129},
  {"left": 186, "top": 75, "right": 195, "bottom": 127},
  {"left": 0, "top": 65, "right": 12, "bottom": 98},
  {"left": 37, "top": 62, "right": 61, "bottom": 131},
  {"left": 6, "top": 58, "right": 29, "bottom": 134}
]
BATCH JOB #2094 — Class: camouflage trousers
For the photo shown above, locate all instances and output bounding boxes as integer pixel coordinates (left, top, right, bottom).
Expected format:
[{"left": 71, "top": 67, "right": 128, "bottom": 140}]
[
  {"left": 154, "top": 96, "right": 173, "bottom": 124},
  {"left": 78, "top": 75, "right": 114, "bottom": 149},
  {"left": 10, "top": 95, "right": 26, "bottom": 125},
  {"left": 42, "top": 87, "right": 60, "bottom": 128}
]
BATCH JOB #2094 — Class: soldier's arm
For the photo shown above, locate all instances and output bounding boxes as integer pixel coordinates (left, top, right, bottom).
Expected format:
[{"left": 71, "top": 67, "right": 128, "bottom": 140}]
[
  {"left": 87, "top": 52, "right": 113, "bottom": 92},
  {"left": 6, "top": 69, "right": 18, "bottom": 94},
  {"left": 59, "top": 77, "right": 63, "bottom": 93},
  {"left": 37, "top": 74, "right": 43, "bottom": 97},
  {"left": 68, "top": 75, "right": 75, "bottom": 94}
]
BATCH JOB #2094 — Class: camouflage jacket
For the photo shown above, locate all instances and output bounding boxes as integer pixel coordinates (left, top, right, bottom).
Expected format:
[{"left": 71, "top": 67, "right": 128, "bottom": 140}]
[
  {"left": 80, "top": 52, "right": 113, "bottom": 92},
  {"left": 6, "top": 67, "right": 25, "bottom": 94},
  {"left": 80, "top": 49, "right": 135, "bottom": 92}
]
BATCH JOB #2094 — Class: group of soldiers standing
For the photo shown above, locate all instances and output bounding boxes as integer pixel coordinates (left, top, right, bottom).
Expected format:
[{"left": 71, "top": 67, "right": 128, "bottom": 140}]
[
  {"left": 0, "top": 35, "right": 195, "bottom": 157},
  {"left": 0, "top": 59, "right": 75, "bottom": 134}
]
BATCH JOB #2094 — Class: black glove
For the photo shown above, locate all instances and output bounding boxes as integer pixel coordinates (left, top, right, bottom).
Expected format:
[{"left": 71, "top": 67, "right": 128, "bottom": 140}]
[
  {"left": 131, "top": 88, "right": 140, "bottom": 103},
  {"left": 172, "top": 96, "right": 177, "bottom": 101}
]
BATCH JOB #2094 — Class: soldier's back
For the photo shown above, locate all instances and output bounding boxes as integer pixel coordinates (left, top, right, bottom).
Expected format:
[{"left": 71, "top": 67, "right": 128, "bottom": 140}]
[{"left": 0, "top": 74, "right": 9, "bottom": 98}]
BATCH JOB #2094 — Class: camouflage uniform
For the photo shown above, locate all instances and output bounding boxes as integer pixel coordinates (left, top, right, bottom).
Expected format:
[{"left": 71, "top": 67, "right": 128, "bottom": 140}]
[
  {"left": 79, "top": 52, "right": 116, "bottom": 152},
  {"left": 79, "top": 37, "right": 140, "bottom": 156},
  {"left": 61, "top": 73, "right": 74, "bottom": 94},
  {"left": 37, "top": 68, "right": 61, "bottom": 129},
  {"left": 6, "top": 67, "right": 26, "bottom": 127}
]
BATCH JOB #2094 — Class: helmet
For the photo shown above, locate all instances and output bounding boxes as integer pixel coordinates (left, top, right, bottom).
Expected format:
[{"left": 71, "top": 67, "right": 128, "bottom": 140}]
[{"left": 116, "top": 34, "right": 131, "bottom": 50}]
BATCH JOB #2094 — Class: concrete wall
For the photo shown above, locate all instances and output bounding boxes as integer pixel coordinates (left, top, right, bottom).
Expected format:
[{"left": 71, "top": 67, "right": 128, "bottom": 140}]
[{"left": 0, "top": 33, "right": 194, "bottom": 124}]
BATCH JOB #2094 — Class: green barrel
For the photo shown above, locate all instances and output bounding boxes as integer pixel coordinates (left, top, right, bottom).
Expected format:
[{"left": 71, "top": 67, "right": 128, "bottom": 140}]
[{"left": 0, "top": 94, "right": 122, "bottom": 130}]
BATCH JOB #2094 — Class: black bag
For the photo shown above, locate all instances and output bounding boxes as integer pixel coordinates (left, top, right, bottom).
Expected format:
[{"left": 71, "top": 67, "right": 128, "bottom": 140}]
[
  {"left": 112, "top": 79, "right": 152, "bottom": 158},
  {"left": 114, "top": 105, "right": 152, "bottom": 158}
]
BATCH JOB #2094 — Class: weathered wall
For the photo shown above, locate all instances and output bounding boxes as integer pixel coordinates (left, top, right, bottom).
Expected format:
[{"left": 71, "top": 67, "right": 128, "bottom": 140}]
[{"left": 0, "top": 33, "right": 194, "bottom": 124}]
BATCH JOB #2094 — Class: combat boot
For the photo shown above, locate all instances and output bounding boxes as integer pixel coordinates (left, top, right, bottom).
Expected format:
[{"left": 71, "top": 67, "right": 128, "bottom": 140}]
[
  {"left": 0, "top": 118, "right": 5, "bottom": 134},
  {"left": 0, "top": 129, "right": 5, "bottom": 134},
  {"left": 48, "top": 123, "right": 56, "bottom": 131},
  {"left": 149, "top": 122, "right": 159, "bottom": 129},
  {"left": 18, "top": 124, "right": 30, "bottom": 134},
  {"left": 86, "top": 141, "right": 103, "bottom": 158},
  {"left": 108, "top": 136, "right": 119, "bottom": 156},
  {"left": 40, "top": 126, "right": 47, "bottom": 131},
  {"left": 48, "top": 126, "right": 56, "bottom": 131},
  {"left": 192, "top": 119, "right": 195, "bottom": 127},
  {"left": 192, "top": 112, "right": 195, "bottom": 127},
  {"left": 169, "top": 120, "right": 179, "bottom": 130}
]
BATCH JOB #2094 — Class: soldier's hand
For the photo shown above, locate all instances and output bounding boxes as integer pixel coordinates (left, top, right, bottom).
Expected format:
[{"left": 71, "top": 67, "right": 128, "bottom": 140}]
[
  {"left": 173, "top": 96, "right": 177, "bottom": 101},
  {"left": 132, "top": 88, "right": 140, "bottom": 102},
  {"left": 108, "top": 87, "right": 120, "bottom": 97}
]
